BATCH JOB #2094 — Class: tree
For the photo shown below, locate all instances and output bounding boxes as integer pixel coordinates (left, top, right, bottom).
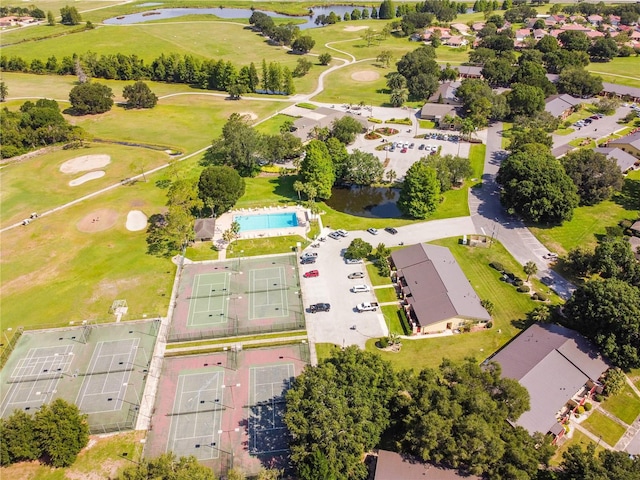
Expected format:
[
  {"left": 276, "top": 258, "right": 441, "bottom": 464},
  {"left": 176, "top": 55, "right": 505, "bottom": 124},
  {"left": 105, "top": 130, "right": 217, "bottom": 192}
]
[
  {"left": 69, "top": 82, "right": 114, "bottom": 115},
  {"left": 2, "top": 410, "right": 40, "bottom": 464},
  {"left": 222, "top": 221, "right": 241, "bottom": 244},
  {"left": 198, "top": 166, "right": 246, "bottom": 217},
  {"left": 0, "top": 81, "right": 7, "bottom": 102},
  {"left": 592, "top": 236, "right": 640, "bottom": 286},
  {"left": 376, "top": 50, "right": 393, "bottom": 68},
  {"left": 557, "top": 68, "right": 603, "bottom": 97},
  {"left": 256, "top": 468, "right": 283, "bottom": 480},
  {"left": 282, "top": 67, "right": 295, "bottom": 95},
  {"left": 118, "top": 453, "right": 216, "bottom": 480},
  {"left": 379, "top": 0, "right": 395, "bottom": 20},
  {"left": 386, "top": 71, "right": 407, "bottom": 91},
  {"left": 563, "top": 278, "right": 640, "bottom": 369},
  {"left": 425, "top": 154, "right": 472, "bottom": 191},
  {"left": 361, "top": 28, "right": 380, "bottom": 47},
  {"left": 293, "top": 58, "right": 312, "bottom": 77},
  {"left": 509, "top": 128, "right": 552, "bottom": 153},
  {"left": 60, "top": 5, "right": 81, "bottom": 25},
  {"left": 535, "top": 35, "right": 559, "bottom": 54},
  {"left": 345, "top": 238, "right": 373, "bottom": 260},
  {"left": 390, "top": 88, "right": 408, "bottom": 107},
  {"left": 506, "top": 83, "right": 545, "bottom": 118},
  {"left": 47, "top": 10, "right": 55, "bottom": 26},
  {"left": 204, "top": 113, "right": 262, "bottom": 177},
  {"left": 558, "top": 31, "right": 590, "bottom": 52},
  {"left": 293, "top": 180, "right": 304, "bottom": 200},
  {"left": 496, "top": 146, "right": 579, "bottom": 224},
  {"left": 34, "top": 399, "right": 89, "bottom": 467},
  {"left": 285, "top": 347, "right": 398, "bottom": 480},
  {"left": 325, "top": 136, "right": 349, "bottom": 180},
  {"left": 398, "top": 161, "right": 441, "bottom": 219},
  {"left": 299, "top": 140, "right": 335, "bottom": 200},
  {"left": 604, "top": 368, "right": 626, "bottom": 396},
  {"left": 318, "top": 53, "right": 332, "bottom": 65},
  {"left": 481, "top": 57, "right": 515, "bottom": 86},
  {"left": 523, "top": 261, "right": 537, "bottom": 281},
  {"left": 342, "top": 150, "right": 384, "bottom": 185},
  {"left": 292, "top": 35, "right": 315, "bottom": 53},
  {"left": 512, "top": 60, "right": 556, "bottom": 96},
  {"left": 589, "top": 37, "right": 618, "bottom": 62},
  {"left": 331, "top": 116, "right": 363, "bottom": 145},
  {"left": 561, "top": 149, "right": 624, "bottom": 205},
  {"left": 122, "top": 81, "right": 158, "bottom": 109}
]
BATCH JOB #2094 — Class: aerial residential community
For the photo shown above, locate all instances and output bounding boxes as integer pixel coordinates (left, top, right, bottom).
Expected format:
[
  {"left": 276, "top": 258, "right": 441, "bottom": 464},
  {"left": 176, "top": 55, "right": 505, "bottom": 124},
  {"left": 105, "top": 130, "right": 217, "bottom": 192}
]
[{"left": 1, "top": 0, "right": 640, "bottom": 479}]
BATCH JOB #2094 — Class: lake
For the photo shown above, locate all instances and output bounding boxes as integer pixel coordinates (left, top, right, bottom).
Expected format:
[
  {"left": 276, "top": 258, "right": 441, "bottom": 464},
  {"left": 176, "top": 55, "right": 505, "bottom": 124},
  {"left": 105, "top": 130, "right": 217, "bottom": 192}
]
[{"left": 325, "top": 186, "right": 403, "bottom": 219}]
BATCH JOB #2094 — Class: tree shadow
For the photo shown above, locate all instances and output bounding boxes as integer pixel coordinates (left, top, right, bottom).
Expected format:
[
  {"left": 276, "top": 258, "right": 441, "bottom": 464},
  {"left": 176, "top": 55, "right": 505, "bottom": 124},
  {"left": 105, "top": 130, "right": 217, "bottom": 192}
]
[
  {"left": 272, "top": 176, "right": 298, "bottom": 202},
  {"left": 613, "top": 176, "right": 640, "bottom": 211}
]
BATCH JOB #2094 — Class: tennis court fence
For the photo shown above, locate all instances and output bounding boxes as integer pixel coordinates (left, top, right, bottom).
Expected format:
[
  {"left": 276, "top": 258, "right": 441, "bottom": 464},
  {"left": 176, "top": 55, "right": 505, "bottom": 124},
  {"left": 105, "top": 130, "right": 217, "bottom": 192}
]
[
  {"left": 167, "top": 319, "right": 306, "bottom": 343},
  {"left": 89, "top": 405, "right": 138, "bottom": 434},
  {"left": 0, "top": 327, "right": 24, "bottom": 369}
]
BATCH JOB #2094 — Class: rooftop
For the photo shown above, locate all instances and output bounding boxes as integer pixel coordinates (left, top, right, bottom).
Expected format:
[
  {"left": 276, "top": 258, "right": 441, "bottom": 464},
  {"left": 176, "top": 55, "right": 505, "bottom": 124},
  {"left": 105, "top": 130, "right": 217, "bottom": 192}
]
[
  {"left": 609, "top": 130, "right": 640, "bottom": 150},
  {"left": 374, "top": 450, "right": 481, "bottom": 480}
]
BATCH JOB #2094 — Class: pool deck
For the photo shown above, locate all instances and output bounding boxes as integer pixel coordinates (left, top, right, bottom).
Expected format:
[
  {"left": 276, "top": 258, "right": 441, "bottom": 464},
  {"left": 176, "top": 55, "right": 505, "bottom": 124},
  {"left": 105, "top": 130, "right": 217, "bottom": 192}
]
[{"left": 211, "top": 205, "right": 312, "bottom": 253}]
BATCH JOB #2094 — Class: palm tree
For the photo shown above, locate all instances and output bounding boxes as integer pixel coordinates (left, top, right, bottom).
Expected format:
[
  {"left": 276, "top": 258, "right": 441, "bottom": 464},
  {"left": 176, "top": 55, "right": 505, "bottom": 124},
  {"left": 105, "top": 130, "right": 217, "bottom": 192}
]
[
  {"left": 385, "top": 169, "right": 397, "bottom": 185},
  {"left": 0, "top": 81, "right": 7, "bottom": 102},
  {"left": 460, "top": 118, "right": 476, "bottom": 142},
  {"left": 293, "top": 180, "right": 304, "bottom": 200},
  {"left": 524, "top": 261, "right": 538, "bottom": 282},
  {"left": 390, "top": 88, "right": 408, "bottom": 107},
  {"left": 386, "top": 72, "right": 406, "bottom": 91}
]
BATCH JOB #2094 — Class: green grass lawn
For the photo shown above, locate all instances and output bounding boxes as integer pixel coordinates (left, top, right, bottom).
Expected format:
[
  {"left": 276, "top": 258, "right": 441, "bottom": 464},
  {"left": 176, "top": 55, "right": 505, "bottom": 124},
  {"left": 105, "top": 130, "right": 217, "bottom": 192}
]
[
  {"left": 582, "top": 410, "right": 626, "bottom": 447},
  {"left": 419, "top": 120, "right": 436, "bottom": 129},
  {"left": 365, "top": 262, "right": 392, "bottom": 286},
  {"left": 469, "top": 143, "right": 485, "bottom": 183},
  {"left": 628, "top": 368, "right": 640, "bottom": 391},
  {"left": 501, "top": 123, "right": 512, "bottom": 150},
  {"left": 528, "top": 172, "right": 640, "bottom": 255},
  {"left": 550, "top": 430, "right": 601, "bottom": 467},
  {"left": 381, "top": 305, "right": 409, "bottom": 336},
  {"left": 555, "top": 127, "right": 575, "bottom": 136},
  {"left": 601, "top": 382, "right": 640, "bottom": 425},
  {"left": 315, "top": 342, "right": 341, "bottom": 363},
  {"left": 226, "top": 235, "right": 307, "bottom": 258},
  {"left": 586, "top": 57, "right": 640, "bottom": 89},
  {"left": 365, "top": 237, "right": 554, "bottom": 371},
  {"left": 374, "top": 287, "right": 398, "bottom": 303},
  {"left": 185, "top": 242, "right": 220, "bottom": 261},
  {"left": 236, "top": 175, "right": 298, "bottom": 208},
  {"left": 255, "top": 114, "right": 299, "bottom": 135}
]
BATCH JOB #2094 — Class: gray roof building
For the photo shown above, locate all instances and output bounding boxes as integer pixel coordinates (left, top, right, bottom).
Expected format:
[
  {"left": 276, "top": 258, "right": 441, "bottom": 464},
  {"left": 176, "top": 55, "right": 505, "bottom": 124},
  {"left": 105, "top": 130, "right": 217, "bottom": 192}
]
[
  {"left": 419, "top": 103, "right": 457, "bottom": 121},
  {"left": 194, "top": 218, "right": 217, "bottom": 241},
  {"left": 608, "top": 131, "right": 640, "bottom": 153},
  {"left": 428, "top": 81, "right": 461, "bottom": 105},
  {"left": 594, "top": 147, "right": 637, "bottom": 173},
  {"left": 291, "top": 108, "right": 369, "bottom": 142},
  {"left": 391, "top": 244, "right": 490, "bottom": 329},
  {"left": 601, "top": 82, "right": 640, "bottom": 102},
  {"left": 374, "top": 450, "right": 481, "bottom": 480},
  {"left": 491, "top": 323, "right": 610, "bottom": 436},
  {"left": 544, "top": 94, "right": 581, "bottom": 118}
]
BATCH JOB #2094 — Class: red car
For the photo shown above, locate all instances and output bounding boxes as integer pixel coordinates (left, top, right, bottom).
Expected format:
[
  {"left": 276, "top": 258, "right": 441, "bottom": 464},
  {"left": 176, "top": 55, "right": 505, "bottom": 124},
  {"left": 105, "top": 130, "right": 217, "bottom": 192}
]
[
  {"left": 401, "top": 148, "right": 407, "bottom": 153},
  {"left": 303, "top": 270, "right": 319, "bottom": 278}
]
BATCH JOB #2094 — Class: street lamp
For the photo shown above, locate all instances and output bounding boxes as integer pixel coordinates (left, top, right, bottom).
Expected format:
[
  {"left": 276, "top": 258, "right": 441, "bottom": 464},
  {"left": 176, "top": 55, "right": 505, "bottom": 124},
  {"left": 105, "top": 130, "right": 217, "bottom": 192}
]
[{"left": 195, "top": 441, "right": 234, "bottom": 470}]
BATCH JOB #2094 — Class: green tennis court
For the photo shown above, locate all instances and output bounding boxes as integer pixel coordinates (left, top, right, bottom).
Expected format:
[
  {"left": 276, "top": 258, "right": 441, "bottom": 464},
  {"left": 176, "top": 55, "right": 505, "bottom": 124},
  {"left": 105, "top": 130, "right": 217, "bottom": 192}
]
[
  {"left": 187, "top": 272, "right": 230, "bottom": 327},
  {"left": 249, "top": 267, "right": 288, "bottom": 320}
]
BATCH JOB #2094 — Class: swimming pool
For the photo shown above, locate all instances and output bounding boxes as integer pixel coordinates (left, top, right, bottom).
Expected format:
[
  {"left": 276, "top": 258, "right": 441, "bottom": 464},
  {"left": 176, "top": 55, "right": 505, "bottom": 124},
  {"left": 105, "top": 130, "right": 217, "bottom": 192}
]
[{"left": 234, "top": 212, "right": 299, "bottom": 232}]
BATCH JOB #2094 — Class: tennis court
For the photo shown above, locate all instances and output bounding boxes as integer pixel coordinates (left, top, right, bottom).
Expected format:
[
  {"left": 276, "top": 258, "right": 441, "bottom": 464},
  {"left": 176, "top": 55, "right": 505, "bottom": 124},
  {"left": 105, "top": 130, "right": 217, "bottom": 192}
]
[
  {"left": 169, "top": 255, "right": 304, "bottom": 342},
  {"left": 187, "top": 272, "right": 230, "bottom": 327},
  {"left": 248, "top": 364, "right": 295, "bottom": 455},
  {"left": 166, "top": 371, "right": 225, "bottom": 460}
]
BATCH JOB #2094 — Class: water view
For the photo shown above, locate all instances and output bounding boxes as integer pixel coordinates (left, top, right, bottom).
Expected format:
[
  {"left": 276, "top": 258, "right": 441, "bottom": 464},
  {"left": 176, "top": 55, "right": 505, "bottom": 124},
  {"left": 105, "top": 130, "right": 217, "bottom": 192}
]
[
  {"left": 104, "top": 5, "right": 361, "bottom": 28},
  {"left": 325, "top": 186, "right": 403, "bottom": 219}
]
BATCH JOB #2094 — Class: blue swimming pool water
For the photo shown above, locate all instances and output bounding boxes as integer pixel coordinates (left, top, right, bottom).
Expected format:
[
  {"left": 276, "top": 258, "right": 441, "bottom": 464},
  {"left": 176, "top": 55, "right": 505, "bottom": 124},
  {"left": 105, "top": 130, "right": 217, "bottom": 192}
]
[{"left": 234, "top": 212, "right": 298, "bottom": 232}]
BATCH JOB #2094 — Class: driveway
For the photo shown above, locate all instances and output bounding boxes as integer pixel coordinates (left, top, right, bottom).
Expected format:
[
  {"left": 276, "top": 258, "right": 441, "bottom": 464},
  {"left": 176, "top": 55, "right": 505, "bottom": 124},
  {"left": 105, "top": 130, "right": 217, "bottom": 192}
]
[{"left": 301, "top": 217, "right": 477, "bottom": 348}]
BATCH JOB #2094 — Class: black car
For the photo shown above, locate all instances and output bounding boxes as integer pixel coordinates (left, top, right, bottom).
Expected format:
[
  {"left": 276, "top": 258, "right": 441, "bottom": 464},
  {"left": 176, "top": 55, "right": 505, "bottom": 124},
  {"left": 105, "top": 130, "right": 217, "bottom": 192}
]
[
  {"left": 309, "top": 303, "right": 331, "bottom": 313},
  {"left": 301, "top": 257, "right": 316, "bottom": 265},
  {"left": 384, "top": 227, "right": 398, "bottom": 235}
]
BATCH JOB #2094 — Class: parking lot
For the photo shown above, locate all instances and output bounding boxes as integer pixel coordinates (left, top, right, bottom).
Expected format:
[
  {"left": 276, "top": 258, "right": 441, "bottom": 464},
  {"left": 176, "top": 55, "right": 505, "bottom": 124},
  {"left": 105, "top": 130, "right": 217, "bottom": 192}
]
[{"left": 298, "top": 229, "right": 391, "bottom": 349}]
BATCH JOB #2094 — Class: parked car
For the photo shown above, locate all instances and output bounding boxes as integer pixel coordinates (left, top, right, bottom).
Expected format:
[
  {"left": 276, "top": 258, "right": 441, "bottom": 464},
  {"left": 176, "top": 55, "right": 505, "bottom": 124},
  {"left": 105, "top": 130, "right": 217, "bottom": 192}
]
[
  {"left": 409, "top": 143, "right": 415, "bottom": 149},
  {"left": 385, "top": 227, "right": 398, "bottom": 235},
  {"left": 300, "top": 257, "right": 316, "bottom": 265},
  {"left": 336, "top": 229, "right": 349, "bottom": 237},
  {"left": 351, "top": 284, "right": 370, "bottom": 293},
  {"left": 345, "top": 258, "right": 363, "bottom": 264},
  {"left": 543, "top": 252, "right": 558, "bottom": 260},
  {"left": 303, "top": 270, "right": 319, "bottom": 278},
  {"left": 367, "top": 227, "right": 379, "bottom": 235},
  {"left": 418, "top": 144, "right": 425, "bottom": 150},
  {"left": 356, "top": 301, "right": 379, "bottom": 312},
  {"left": 401, "top": 148, "right": 407, "bottom": 153},
  {"left": 348, "top": 272, "right": 365, "bottom": 279},
  {"left": 309, "top": 303, "right": 330, "bottom": 313},
  {"left": 301, "top": 252, "right": 318, "bottom": 260},
  {"left": 328, "top": 231, "right": 342, "bottom": 240}
]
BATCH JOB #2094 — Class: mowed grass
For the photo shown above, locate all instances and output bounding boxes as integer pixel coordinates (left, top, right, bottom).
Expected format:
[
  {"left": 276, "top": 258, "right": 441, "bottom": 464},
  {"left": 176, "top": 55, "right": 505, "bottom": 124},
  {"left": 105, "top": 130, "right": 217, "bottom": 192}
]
[
  {"left": 587, "top": 57, "right": 640, "bottom": 89},
  {"left": 226, "top": 235, "right": 308, "bottom": 258},
  {"left": 185, "top": 242, "right": 220, "bottom": 261},
  {"left": 0, "top": 430, "right": 145, "bottom": 480},
  {"left": 0, "top": 173, "right": 176, "bottom": 331},
  {"left": 601, "top": 382, "right": 640, "bottom": 425},
  {"left": 0, "top": 143, "right": 168, "bottom": 228},
  {"left": 236, "top": 175, "right": 298, "bottom": 208},
  {"left": 255, "top": 113, "right": 300, "bottom": 135},
  {"left": 365, "top": 237, "right": 550, "bottom": 371},
  {"left": 366, "top": 262, "right": 393, "bottom": 286},
  {"left": 582, "top": 410, "right": 626, "bottom": 447},
  {"left": 374, "top": 287, "right": 398, "bottom": 303},
  {"left": 381, "top": 305, "right": 408, "bottom": 335},
  {"left": 550, "top": 430, "right": 602, "bottom": 467},
  {"left": 529, "top": 170, "right": 640, "bottom": 255}
]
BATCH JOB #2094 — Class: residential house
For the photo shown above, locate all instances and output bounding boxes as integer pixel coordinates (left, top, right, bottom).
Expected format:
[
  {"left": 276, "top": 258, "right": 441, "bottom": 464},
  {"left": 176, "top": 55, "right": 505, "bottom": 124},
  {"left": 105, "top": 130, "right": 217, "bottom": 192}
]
[
  {"left": 390, "top": 244, "right": 491, "bottom": 335},
  {"left": 490, "top": 323, "right": 610, "bottom": 443},
  {"left": 586, "top": 30, "right": 605, "bottom": 39},
  {"left": 594, "top": 147, "right": 638, "bottom": 173},
  {"left": 515, "top": 28, "right": 532, "bottom": 43},
  {"left": 630, "top": 221, "right": 640, "bottom": 258},
  {"left": 587, "top": 14, "right": 603, "bottom": 25},
  {"left": 609, "top": 15, "right": 621, "bottom": 26},
  {"left": 194, "top": 218, "right": 217, "bottom": 241},
  {"left": 471, "top": 21, "right": 485, "bottom": 32},
  {"left": 600, "top": 82, "right": 640, "bottom": 103},
  {"left": 428, "top": 81, "right": 461, "bottom": 105},
  {"left": 444, "top": 35, "right": 465, "bottom": 47},
  {"left": 560, "top": 23, "right": 592, "bottom": 33},
  {"left": 607, "top": 131, "right": 640, "bottom": 159},
  {"left": 450, "top": 23, "right": 469, "bottom": 35},
  {"left": 455, "top": 65, "right": 483, "bottom": 79},
  {"left": 544, "top": 94, "right": 582, "bottom": 119},
  {"left": 373, "top": 450, "right": 481, "bottom": 480},
  {"left": 533, "top": 28, "right": 548, "bottom": 40}
]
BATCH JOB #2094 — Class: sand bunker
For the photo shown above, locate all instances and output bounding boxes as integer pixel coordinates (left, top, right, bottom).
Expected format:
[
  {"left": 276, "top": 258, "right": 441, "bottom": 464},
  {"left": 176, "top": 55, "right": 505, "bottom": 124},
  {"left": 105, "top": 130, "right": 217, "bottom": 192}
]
[
  {"left": 126, "top": 210, "right": 147, "bottom": 232},
  {"left": 351, "top": 70, "right": 380, "bottom": 82},
  {"left": 69, "top": 171, "right": 105, "bottom": 186},
  {"left": 76, "top": 208, "right": 118, "bottom": 233},
  {"left": 60, "top": 154, "right": 111, "bottom": 174},
  {"left": 344, "top": 25, "right": 368, "bottom": 32},
  {"left": 240, "top": 112, "right": 258, "bottom": 121}
]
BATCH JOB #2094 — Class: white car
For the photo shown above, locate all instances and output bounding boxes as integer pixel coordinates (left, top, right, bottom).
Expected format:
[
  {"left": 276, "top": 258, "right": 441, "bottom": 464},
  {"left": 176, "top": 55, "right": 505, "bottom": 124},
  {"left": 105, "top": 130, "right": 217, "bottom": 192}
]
[
  {"left": 543, "top": 252, "right": 558, "bottom": 260},
  {"left": 345, "top": 258, "right": 362, "bottom": 264},
  {"left": 351, "top": 285, "right": 371, "bottom": 293},
  {"left": 336, "top": 229, "right": 349, "bottom": 237},
  {"left": 367, "top": 228, "right": 378, "bottom": 235}
]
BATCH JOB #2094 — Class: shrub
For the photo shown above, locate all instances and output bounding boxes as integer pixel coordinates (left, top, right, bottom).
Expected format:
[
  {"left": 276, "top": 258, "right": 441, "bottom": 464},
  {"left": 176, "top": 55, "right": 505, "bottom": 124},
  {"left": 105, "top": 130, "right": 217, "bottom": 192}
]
[
  {"left": 514, "top": 279, "right": 524, "bottom": 287},
  {"left": 577, "top": 406, "right": 585, "bottom": 415},
  {"left": 536, "top": 292, "right": 548, "bottom": 301},
  {"left": 486, "top": 321, "right": 493, "bottom": 329},
  {"left": 369, "top": 118, "right": 383, "bottom": 124},
  {"left": 365, "top": 132, "right": 381, "bottom": 140},
  {"left": 619, "top": 219, "right": 633, "bottom": 229},
  {"left": 503, "top": 270, "right": 514, "bottom": 279},
  {"left": 531, "top": 293, "right": 538, "bottom": 301},
  {"left": 378, "top": 337, "right": 389, "bottom": 348},
  {"left": 517, "top": 285, "right": 530, "bottom": 293},
  {"left": 594, "top": 394, "right": 604, "bottom": 402},
  {"left": 489, "top": 261, "right": 504, "bottom": 272},
  {"left": 584, "top": 402, "right": 592, "bottom": 411}
]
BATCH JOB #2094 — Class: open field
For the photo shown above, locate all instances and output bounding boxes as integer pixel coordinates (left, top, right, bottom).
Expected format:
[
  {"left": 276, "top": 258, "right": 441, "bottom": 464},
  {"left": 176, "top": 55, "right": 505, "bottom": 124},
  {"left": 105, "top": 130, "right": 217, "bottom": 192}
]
[
  {"left": 529, "top": 170, "right": 640, "bottom": 255},
  {"left": 601, "top": 382, "right": 640, "bottom": 425},
  {"left": 366, "top": 237, "right": 558, "bottom": 371},
  {"left": 0, "top": 143, "right": 168, "bottom": 228},
  {"left": 0, "top": 173, "right": 175, "bottom": 331},
  {"left": 582, "top": 411, "right": 626, "bottom": 447},
  {"left": 587, "top": 57, "right": 640, "bottom": 89},
  {"left": 255, "top": 113, "right": 300, "bottom": 135}
]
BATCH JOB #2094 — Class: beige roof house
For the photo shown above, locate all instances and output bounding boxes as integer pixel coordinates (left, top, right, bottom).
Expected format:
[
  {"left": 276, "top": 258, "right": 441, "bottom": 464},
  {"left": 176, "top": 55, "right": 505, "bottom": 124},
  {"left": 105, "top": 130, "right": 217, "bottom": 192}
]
[
  {"left": 374, "top": 450, "right": 481, "bottom": 480},
  {"left": 608, "top": 131, "right": 640, "bottom": 159}
]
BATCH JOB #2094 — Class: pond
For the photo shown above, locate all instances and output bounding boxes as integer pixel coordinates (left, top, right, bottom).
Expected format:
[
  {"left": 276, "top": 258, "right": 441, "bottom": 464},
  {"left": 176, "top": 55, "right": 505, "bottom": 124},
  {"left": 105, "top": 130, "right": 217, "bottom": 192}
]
[
  {"left": 325, "top": 186, "right": 403, "bottom": 219},
  {"left": 103, "top": 5, "right": 365, "bottom": 29}
]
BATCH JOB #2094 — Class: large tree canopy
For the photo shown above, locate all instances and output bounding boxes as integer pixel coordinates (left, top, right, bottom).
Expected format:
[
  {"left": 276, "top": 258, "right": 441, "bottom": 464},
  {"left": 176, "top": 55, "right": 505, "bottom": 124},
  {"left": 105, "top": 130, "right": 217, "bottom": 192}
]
[
  {"left": 558, "top": 444, "right": 640, "bottom": 480},
  {"left": 204, "top": 113, "right": 262, "bottom": 177},
  {"left": 198, "top": 166, "right": 245, "bottom": 216},
  {"left": 122, "top": 81, "right": 158, "bottom": 109},
  {"left": 118, "top": 453, "right": 216, "bottom": 480},
  {"left": 342, "top": 150, "right": 384, "bottom": 185},
  {"left": 299, "top": 140, "right": 335, "bottom": 200},
  {"left": 496, "top": 146, "right": 579, "bottom": 224},
  {"left": 68, "top": 82, "right": 114, "bottom": 115},
  {"left": 398, "top": 160, "right": 441, "bottom": 219},
  {"left": 34, "top": 399, "right": 89, "bottom": 467},
  {"left": 563, "top": 278, "right": 640, "bottom": 369},
  {"left": 557, "top": 68, "right": 603, "bottom": 98},
  {"left": 331, "top": 116, "right": 364, "bottom": 145},
  {"left": 561, "top": 149, "right": 624, "bottom": 205}
]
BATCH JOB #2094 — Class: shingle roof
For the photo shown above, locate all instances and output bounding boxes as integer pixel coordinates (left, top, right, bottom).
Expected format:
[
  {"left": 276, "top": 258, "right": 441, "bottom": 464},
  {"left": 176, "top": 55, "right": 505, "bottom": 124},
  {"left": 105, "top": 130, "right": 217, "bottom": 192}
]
[
  {"left": 609, "top": 130, "right": 640, "bottom": 150},
  {"left": 594, "top": 147, "right": 637, "bottom": 172},
  {"left": 194, "top": 218, "right": 217, "bottom": 240},
  {"left": 545, "top": 94, "right": 581, "bottom": 117},
  {"left": 601, "top": 82, "right": 640, "bottom": 99},
  {"left": 391, "top": 244, "right": 490, "bottom": 327},
  {"left": 374, "top": 450, "right": 481, "bottom": 480}
]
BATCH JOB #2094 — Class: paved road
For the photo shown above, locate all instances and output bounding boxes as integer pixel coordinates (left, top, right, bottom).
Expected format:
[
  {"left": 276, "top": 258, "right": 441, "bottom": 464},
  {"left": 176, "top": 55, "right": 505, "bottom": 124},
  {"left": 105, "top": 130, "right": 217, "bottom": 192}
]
[{"left": 468, "top": 122, "right": 576, "bottom": 300}]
